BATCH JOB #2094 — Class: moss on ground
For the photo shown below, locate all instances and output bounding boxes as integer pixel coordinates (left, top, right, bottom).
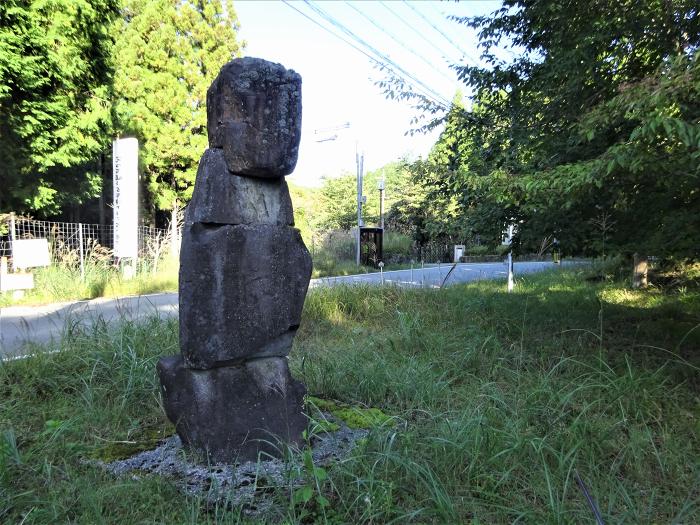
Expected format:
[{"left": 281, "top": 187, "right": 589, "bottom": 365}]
[
  {"left": 91, "top": 426, "right": 175, "bottom": 462},
  {"left": 307, "top": 396, "right": 394, "bottom": 429}
]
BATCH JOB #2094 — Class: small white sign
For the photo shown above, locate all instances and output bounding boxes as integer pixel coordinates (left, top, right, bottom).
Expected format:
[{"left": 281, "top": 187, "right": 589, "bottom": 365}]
[
  {"left": 502, "top": 224, "right": 517, "bottom": 246},
  {"left": 11, "top": 239, "right": 50, "bottom": 270},
  {"left": 0, "top": 272, "right": 35, "bottom": 292},
  {"left": 113, "top": 138, "right": 139, "bottom": 258}
]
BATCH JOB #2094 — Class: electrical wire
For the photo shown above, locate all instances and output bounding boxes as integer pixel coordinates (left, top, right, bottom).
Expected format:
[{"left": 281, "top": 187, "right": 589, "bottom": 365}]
[
  {"left": 378, "top": 0, "right": 457, "bottom": 64},
  {"left": 302, "top": 0, "right": 451, "bottom": 107},
  {"left": 344, "top": 1, "right": 455, "bottom": 84},
  {"left": 403, "top": 0, "right": 478, "bottom": 65},
  {"left": 282, "top": 0, "right": 445, "bottom": 107},
  {"left": 428, "top": 2, "right": 484, "bottom": 65},
  {"left": 304, "top": 0, "right": 451, "bottom": 107},
  {"left": 280, "top": 1, "right": 386, "bottom": 69}
]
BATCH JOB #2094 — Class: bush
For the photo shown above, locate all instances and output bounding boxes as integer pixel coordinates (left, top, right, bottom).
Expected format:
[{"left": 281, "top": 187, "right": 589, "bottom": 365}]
[
  {"left": 383, "top": 232, "right": 413, "bottom": 263},
  {"left": 466, "top": 244, "right": 490, "bottom": 256},
  {"left": 495, "top": 244, "right": 511, "bottom": 256}
]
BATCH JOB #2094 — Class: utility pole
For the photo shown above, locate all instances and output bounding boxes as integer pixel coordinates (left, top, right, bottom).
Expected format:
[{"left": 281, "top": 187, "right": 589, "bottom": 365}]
[
  {"left": 356, "top": 147, "right": 365, "bottom": 266},
  {"left": 378, "top": 176, "right": 385, "bottom": 229}
]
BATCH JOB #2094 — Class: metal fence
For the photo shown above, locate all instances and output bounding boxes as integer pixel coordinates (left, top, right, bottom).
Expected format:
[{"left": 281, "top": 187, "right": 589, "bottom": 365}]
[{"left": 0, "top": 214, "right": 173, "bottom": 269}]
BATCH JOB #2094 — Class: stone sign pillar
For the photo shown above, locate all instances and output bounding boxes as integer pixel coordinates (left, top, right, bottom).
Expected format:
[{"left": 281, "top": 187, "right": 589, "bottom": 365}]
[{"left": 157, "top": 58, "right": 311, "bottom": 463}]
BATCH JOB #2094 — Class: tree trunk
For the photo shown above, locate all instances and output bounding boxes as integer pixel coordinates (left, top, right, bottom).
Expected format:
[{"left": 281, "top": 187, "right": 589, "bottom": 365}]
[
  {"left": 170, "top": 199, "right": 180, "bottom": 260},
  {"left": 632, "top": 253, "right": 648, "bottom": 288}
]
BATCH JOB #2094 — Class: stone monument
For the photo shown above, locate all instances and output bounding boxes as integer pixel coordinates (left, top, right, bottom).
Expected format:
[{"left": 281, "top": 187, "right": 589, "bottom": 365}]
[{"left": 157, "top": 57, "right": 311, "bottom": 463}]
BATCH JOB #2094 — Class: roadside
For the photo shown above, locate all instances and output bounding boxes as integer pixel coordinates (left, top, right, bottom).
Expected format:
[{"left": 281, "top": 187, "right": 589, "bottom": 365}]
[{"left": 0, "top": 261, "right": 573, "bottom": 356}]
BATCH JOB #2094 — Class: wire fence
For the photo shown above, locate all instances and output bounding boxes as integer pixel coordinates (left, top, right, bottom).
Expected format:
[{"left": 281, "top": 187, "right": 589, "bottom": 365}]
[
  {"left": 307, "top": 229, "right": 457, "bottom": 265},
  {"left": 307, "top": 230, "right": 550, "bottom": 266},
  {"left": 0, "top": 214, "right": 174, "bottom": 270}
]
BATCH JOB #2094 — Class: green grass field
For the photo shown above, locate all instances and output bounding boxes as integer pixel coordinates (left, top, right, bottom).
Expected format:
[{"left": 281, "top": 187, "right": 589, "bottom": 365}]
[{"left": 1, "top": 268, "right": 699, "bottom": 523}]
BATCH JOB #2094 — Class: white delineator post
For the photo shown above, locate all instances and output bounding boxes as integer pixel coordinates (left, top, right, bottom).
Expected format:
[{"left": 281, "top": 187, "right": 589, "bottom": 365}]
[
  {"left": 507, "top": 250, "right": 515, "bottom": 292},
  {"left": 78, "top": 223, "right": 85, "bottom": 281},
  {"left": 504, "top": 223, "right": 516, "bottom": 293}
]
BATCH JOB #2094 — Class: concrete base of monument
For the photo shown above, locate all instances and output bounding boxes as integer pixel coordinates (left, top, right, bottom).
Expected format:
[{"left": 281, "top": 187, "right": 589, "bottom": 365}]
[
  {"left": 100, "top": 415, "right": 369, "bottom": 517},
  {"left": 157, "top": 355, "right": 308, "bottom": 463}
]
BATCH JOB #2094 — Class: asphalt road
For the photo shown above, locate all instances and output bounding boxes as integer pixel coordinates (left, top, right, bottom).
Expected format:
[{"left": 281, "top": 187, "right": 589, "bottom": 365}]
[{"left": 0, "top": 260, "right": 569, "bottom": 357}]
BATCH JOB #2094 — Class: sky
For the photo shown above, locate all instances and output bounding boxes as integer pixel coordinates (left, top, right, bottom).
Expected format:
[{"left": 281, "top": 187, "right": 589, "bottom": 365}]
[{"left": 234, "top": 0, "right": 501, "bottom": 187}]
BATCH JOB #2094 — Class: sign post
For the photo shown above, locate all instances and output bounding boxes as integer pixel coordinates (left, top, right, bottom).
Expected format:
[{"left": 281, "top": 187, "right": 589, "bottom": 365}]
[
  {"left": 502, "top": 223, "right": 516, "bottom": 292},
  {"left": 113, "top": 138, "right": 139, "bottom": 277}
]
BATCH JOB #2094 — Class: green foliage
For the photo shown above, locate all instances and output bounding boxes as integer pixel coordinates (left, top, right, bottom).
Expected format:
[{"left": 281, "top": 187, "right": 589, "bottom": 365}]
[
  {"left": 316, "top": 172, "right": 358, "bottom": 231},
  {"left": 0, "top": 0, "right": 119, "bottom": 213},
  {"left": 290, "top": 446, "right": 331, "bottom": 522},
  {"left": 382, "top": 231, "right": 413, "bottom": 262},
  {"left": 315, "top": 162, "right": 410, "bottom": 232},
  {"left": 387, "top": 0, "right": 700, "bottom": 260},
  {"left": 513, "top": 50, "right": 700, "bottom": 257},
  {"left": 388, "top": 157, "right": 466, "bottom": 245},
  {"left": 0, "top": 0, "right": 244, "bottom": 219},
  {"left": 112, "top": 0, "right": 243, "bottom": 217},
  {"left": 466, "top": 244, "right": 490, "bottom": 256},
  {"left": 288, "top": 182, "right": 318, "bottom": 246},
  {"left": 386, "top": 96, "right": 509, "bottom": 247}
]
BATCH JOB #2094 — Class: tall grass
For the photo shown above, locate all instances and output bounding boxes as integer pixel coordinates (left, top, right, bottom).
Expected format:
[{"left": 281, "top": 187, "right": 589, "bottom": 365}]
[
  {"left": 0, "top": 258, "right": 179, "bottom": 307},
  {"left": 311, "top": 231, "right": 415, "bottom": 277},
  {"left": 1, "top": 269, "right": 699, "bottom": 523}
]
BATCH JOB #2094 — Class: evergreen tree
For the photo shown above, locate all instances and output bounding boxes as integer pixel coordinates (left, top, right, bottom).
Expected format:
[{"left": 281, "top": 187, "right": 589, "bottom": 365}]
[
  {"left": 112, "top": 0, "right": 243, "bottom": 224},
  {"left": 0, "top": 0, "right": 118, "bottom": 214}
]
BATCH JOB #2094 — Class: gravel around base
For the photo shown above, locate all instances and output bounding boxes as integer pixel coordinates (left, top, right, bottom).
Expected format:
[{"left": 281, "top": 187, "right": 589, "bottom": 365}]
[{"left": 101, "top": 415, "right": 368, "bottom": 515}]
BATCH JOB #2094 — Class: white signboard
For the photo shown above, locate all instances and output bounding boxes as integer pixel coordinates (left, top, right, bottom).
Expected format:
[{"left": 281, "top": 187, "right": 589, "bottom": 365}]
[
  {"left": 11, "top": 239, "right": 50, "bottom": 270},
  {"left": 501, "top": 224, "right": 517, "bottom": 246},
  {"left": 113, "top": 138, "right": 139, "bottom": 258}
]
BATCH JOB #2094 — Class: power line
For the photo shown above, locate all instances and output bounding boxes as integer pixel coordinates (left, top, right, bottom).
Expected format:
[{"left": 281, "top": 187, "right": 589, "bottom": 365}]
[
  {"left": 428, "top": 2, "right": 484, "bottom": 65},
  {"left": 344, "top": 1, "right": 455, "bottom": 84},
  {"left": 378, "top": 0, "right": 457, "bottom": 65},
  {"left": 302, "top": 1, "right": 451, "bottom": 107},
  {"left": 403, "top": 0, "right": 478, "bottom": 65},
  {"left": 280, "top": 1, "right": 385, "bottom": 69},
  {"left": 304, "top": 0, "right": 450, "bottom": 107},
  {"left": 280, "top": 0, "right": 451, "bottom": 110}
]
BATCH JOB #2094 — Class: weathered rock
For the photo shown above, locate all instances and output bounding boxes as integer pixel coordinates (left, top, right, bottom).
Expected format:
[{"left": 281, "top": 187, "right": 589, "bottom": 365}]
[
  {"left": 158, "top": 57, "right": 310, "bottom": 465},
  {"left": 207, "top": 57, "right": 301, "bottom": 178},
  {"left": 179, "top": 223, "right": 312, "bottom": 369},
  {"left": 186, "top": 148, "right": 294, "bottom": 226},
  {"left": 157, "top": 355, "right": 307, "bottom": 463}
]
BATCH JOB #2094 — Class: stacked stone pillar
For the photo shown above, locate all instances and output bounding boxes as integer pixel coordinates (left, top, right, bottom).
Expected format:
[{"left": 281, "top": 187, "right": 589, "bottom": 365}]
[{"left": 157, "top": 58, "right": 311, "bottom": 463}]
